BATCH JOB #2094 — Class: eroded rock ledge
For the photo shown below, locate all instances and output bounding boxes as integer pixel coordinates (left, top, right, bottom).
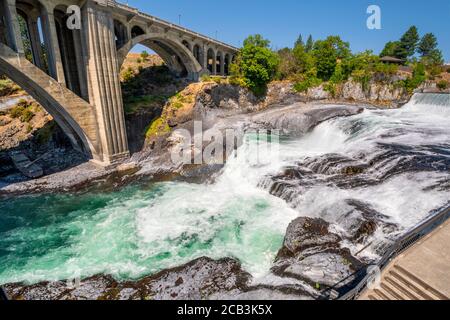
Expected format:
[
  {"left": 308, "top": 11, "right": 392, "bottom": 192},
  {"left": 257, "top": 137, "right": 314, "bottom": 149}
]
[{"left": 4, "top": 257, "right": 252, "bottom": 301}]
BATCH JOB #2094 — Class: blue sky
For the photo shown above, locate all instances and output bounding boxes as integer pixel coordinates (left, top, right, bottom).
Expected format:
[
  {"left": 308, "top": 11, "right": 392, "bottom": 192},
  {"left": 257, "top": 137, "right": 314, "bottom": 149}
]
[{"left": 123, "top": 0, "right": 450, "bottom": 62}]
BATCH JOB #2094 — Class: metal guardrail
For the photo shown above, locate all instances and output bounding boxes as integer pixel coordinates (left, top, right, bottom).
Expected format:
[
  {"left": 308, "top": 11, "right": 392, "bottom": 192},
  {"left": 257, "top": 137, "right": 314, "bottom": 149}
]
[
  {"left": 110, "top": 1, "right": 239, "bottom": 51},
  {"left": 320, "top": 204, "right": 450, "bottom": 300}
]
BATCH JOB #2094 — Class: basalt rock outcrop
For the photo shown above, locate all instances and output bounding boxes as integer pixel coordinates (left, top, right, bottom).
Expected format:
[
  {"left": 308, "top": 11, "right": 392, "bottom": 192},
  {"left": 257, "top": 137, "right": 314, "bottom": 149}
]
[
  {"left": 272, "top": 217, "right": 365, "bottom": 289},
  {"left": 4, "top": 257, "right": 252, "bottom": 300}
]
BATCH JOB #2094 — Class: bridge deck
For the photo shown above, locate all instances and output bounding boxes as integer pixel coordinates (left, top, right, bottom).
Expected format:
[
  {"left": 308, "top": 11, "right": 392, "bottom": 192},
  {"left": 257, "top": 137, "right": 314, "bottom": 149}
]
[{"left": 359, "top": 218, "right": 450, "bottom": 300}]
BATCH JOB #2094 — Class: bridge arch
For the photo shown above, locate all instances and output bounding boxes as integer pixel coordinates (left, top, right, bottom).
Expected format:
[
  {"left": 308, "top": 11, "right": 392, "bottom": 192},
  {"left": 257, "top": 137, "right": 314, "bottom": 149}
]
[
  {"left": 53, "top": 4, "right": 84, "bottom": 97},
  {"left": 117, "top": 33, "right": 203, "bottom": 79},
  {"left": 206, "top": 48, "right": 215, "bottom": 74},
  {"left": 0, "top": 43, "right": 99, "bottom": 160},
  {"left": 216, "top": 50, "right": 223, "bottom": 75},
  {"left": 131, "top": 25, "right": 145, "bottom": 38},
  {"left": 224, "top": 53, "right": 230, "bottom": 75},
  {"left": 114, "top": 19, "right": 128, "bottom": 49},
  {"left": 192, "top": 43, "right": 202, "bottom": 67},
  {"left": 181, "top": 39, "right": 191, "bottom": 51}
]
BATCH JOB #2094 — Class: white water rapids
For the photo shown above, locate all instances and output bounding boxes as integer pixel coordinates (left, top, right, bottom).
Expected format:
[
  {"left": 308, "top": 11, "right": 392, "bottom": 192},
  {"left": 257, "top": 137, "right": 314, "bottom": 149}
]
[{"left": 0, "top": 94, "right": 449, "bottom": 286}]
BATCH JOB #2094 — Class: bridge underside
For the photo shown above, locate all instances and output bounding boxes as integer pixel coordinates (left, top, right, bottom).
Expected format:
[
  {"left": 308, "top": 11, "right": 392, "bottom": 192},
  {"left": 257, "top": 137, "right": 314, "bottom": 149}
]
[{"left": 0, "top": 0, "right": 237, "bottom": 165}]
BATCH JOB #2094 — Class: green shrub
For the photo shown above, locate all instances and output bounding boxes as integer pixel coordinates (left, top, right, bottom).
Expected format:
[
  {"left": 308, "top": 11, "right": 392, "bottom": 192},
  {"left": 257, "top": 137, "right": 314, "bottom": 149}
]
[
  {"left": 200, "top": 74, "right": 212, "bottom": 82},
  {"left": 20, "top": 108, "right": 34, "bottom": 122},
  {"left": 447, "top": 68, "right": 450, "bottom": 74},
  {"left": 17, "top": 99, "right": 29, "bottom": 108},
  {"left": 0, "top": 78, "right": 21, "bottom": 97},
  {"left": 145, "top": 117, "right": 170, "bottom": 138},
  {"left": 211, "top": 76, "right": 223, "bottom": 84},
  {"left": 137, "top": 58, "right": 142, "bottom": 64},
  {"left": 351, "top": 69, "right": 371, "bottom": 91},
  {"left": 437, "top": 80, "right": 448, "bottom": 90},
  {"left": 9, "top": 105, "right": 25, "bottom": 119},
  {"left": 293, "top": 76, "right": 322, "bottom": 93},
  {"left": 122, "top": 67, "right": 135, "bottom": 83},
  {"left": 324, "top": 82, "right": 337, "bottom": 97},
  {"left": 141, "top": 51, "right": 149, "bottom": 60},
  {"left": 403, "top": 63, "right": 426, "bottom": 93},
  {"left": 123, "top": 95, "right": 168, "bottom": 114},
  {"left": 26, "top": 123, "right": 33, "bottom": 133},
  {"left": 374, "top": 62, "right": 398, "bottom": 76}
]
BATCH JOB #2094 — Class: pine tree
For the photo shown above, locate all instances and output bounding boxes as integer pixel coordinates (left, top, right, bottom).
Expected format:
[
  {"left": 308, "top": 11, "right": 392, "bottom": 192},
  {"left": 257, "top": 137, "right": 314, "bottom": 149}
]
[
  {"left": 394, "top": 26, "right": 419, "bottom": 60},
  {"left": 295, "top": 34, "right": 304, "bottom": 48},
  {"left": 418, "top": 33, "right": 438, "bottom": 57},
  {"left": 305, "top": 35, "right": 314, "bottom": 53}
]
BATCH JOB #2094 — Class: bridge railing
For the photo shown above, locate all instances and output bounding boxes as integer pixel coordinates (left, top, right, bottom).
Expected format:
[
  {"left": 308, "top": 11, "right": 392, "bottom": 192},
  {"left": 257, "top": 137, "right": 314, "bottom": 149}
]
[
  {"left": 110, "top": 1, "right": 239, "bottom": 52},
  {"left": 320, "top": 203, "right": 450, "bottom": 300}
]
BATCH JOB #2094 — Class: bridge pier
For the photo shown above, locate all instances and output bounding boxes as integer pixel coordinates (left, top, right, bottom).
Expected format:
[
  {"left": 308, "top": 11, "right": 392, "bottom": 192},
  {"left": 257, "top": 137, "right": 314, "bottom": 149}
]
[
  {"left": 84, "top": 2, "right": 129, "bottom": 164},
  {"left": 26, "top": 11, "right": 44, "bottom": 69},
  {"left": 40, "top": 3, "right": 66, "bottom": 85},
  {"left": 3, "top": 0, "right": 23, "bottom": 54}
]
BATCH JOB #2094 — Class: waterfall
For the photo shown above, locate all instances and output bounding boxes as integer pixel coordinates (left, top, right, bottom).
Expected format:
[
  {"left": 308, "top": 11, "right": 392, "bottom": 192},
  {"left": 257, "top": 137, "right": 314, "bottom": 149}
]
[{"left": 409, "top": 93, "right": 450, "bottom": 107}]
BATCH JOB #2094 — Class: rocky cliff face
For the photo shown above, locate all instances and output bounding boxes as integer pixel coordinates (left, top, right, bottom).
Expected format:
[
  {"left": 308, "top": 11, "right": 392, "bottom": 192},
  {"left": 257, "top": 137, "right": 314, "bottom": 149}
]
[
  {"left": 142, "top": 79, "right": 409, "bottom": 154},
  {"left": 281, "top": 79, "right": 410, "bottom": 108},
  {"left": 0, "top": 101, "right": 84, "bottom": 178}
]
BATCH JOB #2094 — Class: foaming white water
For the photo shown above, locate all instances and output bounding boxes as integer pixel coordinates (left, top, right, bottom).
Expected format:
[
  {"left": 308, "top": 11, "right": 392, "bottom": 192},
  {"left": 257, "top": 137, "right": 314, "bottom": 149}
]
[
  {"left": 136, "top": 137, "right": 299, "bottom": 278},
  {"left": 262, "top": 97, "right": 449, "bottom": 259}
]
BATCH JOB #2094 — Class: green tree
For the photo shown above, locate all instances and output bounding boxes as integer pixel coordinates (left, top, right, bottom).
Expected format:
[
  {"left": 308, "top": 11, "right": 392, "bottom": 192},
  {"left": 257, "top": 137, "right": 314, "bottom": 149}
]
[
  {"left": 231, "top": 35, "right": 279, "bottom": 96},
  {"left": 276, "top": 48, "right": 299, "bottom": 80},
  {"left": 141, "top": 50, "right": 149, "bottom": 60},
  {"left": 394, "top": 26, "right": 419, "bottom": 60},
  {"left": 418, "top": 33, "right": 438, "bottom": 57},
  {"left": 380, "top": 41, "right": 400, "bottom": 57},
  {"left": 294, "top": 34, "right": 304, "bottom": 48},
  {"left": 417, "top": 33, "right": 443, "bottom": 65},
  {"left": 305, "top": 35, "right": 314, "bottom": 53},
  {"left": 18, "top": 15, "right": 33, "bottom": 63},
  {"left": 242, "top": 34, "right": 270, "bottom": 48},
  {"left": 312, "top": 36, "right": 350, "bottom": 80},
  {"left": 293, "top": 43, "right": 316, "bottom": 74}
]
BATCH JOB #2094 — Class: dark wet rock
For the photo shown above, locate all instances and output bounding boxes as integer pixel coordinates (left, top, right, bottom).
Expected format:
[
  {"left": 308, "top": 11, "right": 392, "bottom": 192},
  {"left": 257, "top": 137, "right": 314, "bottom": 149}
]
[
  {"left": 276, "top": 218, "right": 342, "bottom": 259},
  {"left": 134, "top": 257, "right": 251, "bottom": 300},
  {"left": 343, "top": 200, "right": 398, "bottom": 243},
  {"left": 218, "top": 284, "right": 314, "bottom": 300},
  {"left": 272, "top": 217, "right": 364, "bottom": 289},
  {"left": 252, "top": 104, "right": 364, "bottom": 136},
  {"left": 4, "top": 257, "right": 252, "bottom": 300}
]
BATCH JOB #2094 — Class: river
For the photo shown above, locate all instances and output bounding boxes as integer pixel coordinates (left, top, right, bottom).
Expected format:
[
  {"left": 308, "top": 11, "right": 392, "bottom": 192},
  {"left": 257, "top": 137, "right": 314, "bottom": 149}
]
[{"left": 0, "top": 94, "right": 449, "bottom": 286}]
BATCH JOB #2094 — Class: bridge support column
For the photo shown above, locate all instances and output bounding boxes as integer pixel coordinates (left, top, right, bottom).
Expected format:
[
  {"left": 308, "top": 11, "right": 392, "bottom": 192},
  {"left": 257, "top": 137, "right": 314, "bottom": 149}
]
[
  {"left": 202, "top": 47, "right": 208, "bottom": 73},
  {"left": 220, "top": 55, "right": 225, "bottom": 76},
  {"left": 40, "top": 4, "right": 66, "bottom": 85},
  {"left": 27, "top": 12, "right": 44, "bottom": 69},
  {"left": 84, "top": 2, "right": 129, "bottom": 164},
  {"left": 212, "top": 51, "right": 217, "bottom": 75},
  {"left": 4, "top": 0, "right": 23, "bottom": 54}
]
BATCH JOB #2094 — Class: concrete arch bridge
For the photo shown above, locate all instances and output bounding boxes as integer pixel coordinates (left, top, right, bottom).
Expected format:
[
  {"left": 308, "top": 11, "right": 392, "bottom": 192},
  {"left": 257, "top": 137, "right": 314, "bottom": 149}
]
[{"left": 0, "top": 0, "right": 238, "bottom": 164}]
